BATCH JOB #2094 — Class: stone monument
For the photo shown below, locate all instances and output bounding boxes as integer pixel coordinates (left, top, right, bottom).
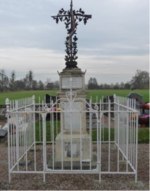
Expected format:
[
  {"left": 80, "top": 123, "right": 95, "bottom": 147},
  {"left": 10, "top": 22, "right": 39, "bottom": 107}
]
[{"left": 51, "top": 0, "right": 93, "bottom": 168}]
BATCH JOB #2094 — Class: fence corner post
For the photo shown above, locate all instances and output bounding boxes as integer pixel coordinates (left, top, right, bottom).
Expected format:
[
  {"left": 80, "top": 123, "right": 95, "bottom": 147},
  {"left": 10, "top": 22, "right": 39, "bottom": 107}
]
[
  {"left": 5, "top": 98, "right": 10, "bottom": 112},
  {"left": 5, "top": 98, "right": 11, "bottom": 182},
  {"left": 32, "top": 95, "right": 35, "bottom": 104},
  {"left": 41, "top": 113, "right": 47, "bottom": 182},
  {"left": 113, "top": 94, "right": 116, "bottom": 103}
]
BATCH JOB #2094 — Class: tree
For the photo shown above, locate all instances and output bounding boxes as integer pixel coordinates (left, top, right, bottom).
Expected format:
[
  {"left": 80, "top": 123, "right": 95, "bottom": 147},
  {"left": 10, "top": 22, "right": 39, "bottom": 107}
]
[
  {"left": 99, "top": 84, "right": 103, "bottom": 89},
  {"left": 130, "top": 70, "right": 149, "bottom": 89},
  {"left": 120, "top": 82, "right": 125, "bottom": 89},
  {"left": 45, "top": 78, "right": 51, "bottom": 86},
  {"left": 9, "top": 70, "right": 16, "bottom": 90},
  {"left": 24, "top": 70, "right": 34, "bottom": 90},
  {"left": 124, "top": 82, "right": 131, "bottom": 89},
  {"left": 32, "top": 80, "right": 38, "bottom": 90},
  {"left": 23, "top": 74, "right": 29, "bottom": 89},
  {"left": 53, "top": 80, "right": 59, "bottom": 89},
  {"left": 114, "top": 82, "right": 119, "bottom": 89},
  {"left": 46, "top": 82, "right": 54, "bottom": 89},
  {"left": 0, "top": 70, "right": 9, "bottom": 91},
  {"left": 38, "top": 80, "right": 44, "bottom": 90},
  {"left": 103, "top": 83, "right": 110, "bottom": 89},
  {"left": 28, "top": 70, "right": 33, "bottom": 89},
  {"left": 110, "top": 83, "right": 114, "bottom": 89},
  {"left": 15, "top": 80, "right": 25, "bottom": 90},
  {"left": 88, "top": 77, "right": 98, "bottom": 89},
  {"left": 3, "top": 76, "right": 9, "bottom": 88}
]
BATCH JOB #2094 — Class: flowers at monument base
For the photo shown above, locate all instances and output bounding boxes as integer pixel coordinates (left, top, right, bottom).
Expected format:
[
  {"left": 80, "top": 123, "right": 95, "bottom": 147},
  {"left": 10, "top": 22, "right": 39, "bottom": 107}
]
[
  {"left": 52, "top": 107, "right": 61, "bottom": 111},
  {"left": 130, "top": 113, "right": 137, "bottom": 118},
  {"left": 145, "top": 103, "right": 150, "bottom": 109},
  {"left": 138, "top": 103, "right": 150, "bottom": 109},
  {"left": 138, "top": 114, "right": 149, "bottom": 128},
  {"left": 43, "top": 107, "right": 61, "bottom": 113},
  {"left": 139, "top": 114, "right": 150, "bottom": 118}
]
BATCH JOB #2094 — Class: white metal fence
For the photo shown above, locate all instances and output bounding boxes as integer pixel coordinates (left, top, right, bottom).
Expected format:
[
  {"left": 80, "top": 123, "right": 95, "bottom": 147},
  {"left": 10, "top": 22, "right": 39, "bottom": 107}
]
[{"left": 6, "top": 90, "right": 138, "bottom": 183}]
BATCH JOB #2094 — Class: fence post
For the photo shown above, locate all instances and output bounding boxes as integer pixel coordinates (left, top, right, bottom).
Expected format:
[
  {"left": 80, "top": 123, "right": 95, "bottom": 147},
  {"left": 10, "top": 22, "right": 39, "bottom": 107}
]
[
  {"left": 15, "top": 100, "right": 20, "bottom": 171},
  {"left": 32, "top": 95, "right": 36, "bottom": 171},
  {"left": 113, "top": 94, "right": 117, "bottom": 147},
  {"left": 135, "top": 108, "right": 138, "bottom": 182},
  {"left": 6, "top": 98, "right": 11, "bottom": 182},
  {"left": 126, "top": 99, "right": 129, "bottom": 172},
  {"left": 41, "top": 113, "right": 47, "bottom": 182}
]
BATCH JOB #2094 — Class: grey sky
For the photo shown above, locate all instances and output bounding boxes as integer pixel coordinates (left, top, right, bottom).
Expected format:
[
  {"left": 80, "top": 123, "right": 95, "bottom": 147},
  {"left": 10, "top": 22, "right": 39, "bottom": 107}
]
[{"left": 0, "top": 0, "right": 149, "bottom": 84}]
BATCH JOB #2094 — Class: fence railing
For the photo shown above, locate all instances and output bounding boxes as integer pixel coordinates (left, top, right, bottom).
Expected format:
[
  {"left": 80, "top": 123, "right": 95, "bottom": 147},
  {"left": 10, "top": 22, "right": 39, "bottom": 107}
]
[{"left": 6, "top": 93, "right": 138, "bottom": 183}]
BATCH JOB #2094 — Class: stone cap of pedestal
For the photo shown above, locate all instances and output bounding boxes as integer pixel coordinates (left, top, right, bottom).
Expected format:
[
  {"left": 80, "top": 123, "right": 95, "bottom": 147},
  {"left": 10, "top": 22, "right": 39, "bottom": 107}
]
[
  {"left": 59, "top": 67, "right": 85, "bottom": 76},
  {"left": 58, "top": 67, "right": 87, "bottom": 92}
]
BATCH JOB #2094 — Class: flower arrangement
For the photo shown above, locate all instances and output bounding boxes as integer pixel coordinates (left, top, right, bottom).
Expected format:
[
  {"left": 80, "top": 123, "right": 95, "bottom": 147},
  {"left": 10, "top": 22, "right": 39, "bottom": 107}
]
[
  {"left": 138, "top": 115, "right": 150, "bottom": 125},
  {"left": 138, "top": 103, "right": 150, "bottom": 109}
]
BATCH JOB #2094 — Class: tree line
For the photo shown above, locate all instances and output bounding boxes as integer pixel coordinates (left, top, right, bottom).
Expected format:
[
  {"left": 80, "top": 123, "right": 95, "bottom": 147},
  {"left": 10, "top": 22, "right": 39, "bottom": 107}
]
[
  {"left": 0, "top": 69, "right": 149, "bottom": 92},
  {"left": 0, "top": 70, "right": 59, "bottom": 92},
  {"left": 87, "top": 70, "right": 149, "bottom": 89}
]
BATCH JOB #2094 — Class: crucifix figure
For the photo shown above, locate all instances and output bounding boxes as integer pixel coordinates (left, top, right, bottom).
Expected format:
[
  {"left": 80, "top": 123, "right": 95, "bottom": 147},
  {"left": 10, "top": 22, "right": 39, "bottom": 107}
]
[{"left": 52, "top": 0, "right": 92, "bottom": 68}]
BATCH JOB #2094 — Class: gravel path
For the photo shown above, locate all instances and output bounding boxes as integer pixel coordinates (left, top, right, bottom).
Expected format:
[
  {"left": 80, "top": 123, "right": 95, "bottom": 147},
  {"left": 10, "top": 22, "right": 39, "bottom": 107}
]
[
  {"left": 0, "top": 142, "right": 149, "bottom": 190},
  {"left": 0, "top": 119, "right": 6, "bottom": 128}
]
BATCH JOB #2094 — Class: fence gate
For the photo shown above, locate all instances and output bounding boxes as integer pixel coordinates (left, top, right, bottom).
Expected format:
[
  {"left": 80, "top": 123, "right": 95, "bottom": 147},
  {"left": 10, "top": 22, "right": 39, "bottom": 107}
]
[{"left": 6, "top": 90, "right": 138, "bottom": 183}]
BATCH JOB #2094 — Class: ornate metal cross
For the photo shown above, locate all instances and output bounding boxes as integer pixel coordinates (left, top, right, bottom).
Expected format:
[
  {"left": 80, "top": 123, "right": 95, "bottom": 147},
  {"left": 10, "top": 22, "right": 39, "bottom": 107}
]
[{"left": 52, "top": 0, "right": 92, "bottom": 69}]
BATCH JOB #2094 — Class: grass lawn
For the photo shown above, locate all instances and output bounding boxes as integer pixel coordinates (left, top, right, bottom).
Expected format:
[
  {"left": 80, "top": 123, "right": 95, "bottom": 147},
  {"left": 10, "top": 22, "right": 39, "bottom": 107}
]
[
  {"left": 35, "top": 121, "right": 149, "bottom": 143},
  {"left": 0, "top": 89, "right": 149, "bottom": 104},
  {"left": 0, "top": 90, "right": 57, "bottom": 104},
  {"left": 138, "top": 128, "right": 150, "bottom": 143}
]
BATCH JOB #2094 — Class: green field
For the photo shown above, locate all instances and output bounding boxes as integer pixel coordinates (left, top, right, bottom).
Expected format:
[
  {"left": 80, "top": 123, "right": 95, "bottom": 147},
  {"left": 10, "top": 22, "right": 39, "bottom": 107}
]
[{"left": 0, "top": 89, "right": 149, "bottom": 104}]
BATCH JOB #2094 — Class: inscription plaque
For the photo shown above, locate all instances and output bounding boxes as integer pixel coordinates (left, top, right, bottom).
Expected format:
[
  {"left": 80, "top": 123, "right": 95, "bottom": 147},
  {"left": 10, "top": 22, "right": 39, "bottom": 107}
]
[
  {"left": 64, "top": 102, "right": 81, "bottom": 130},
  {"left": 62, "top": 77, "right": 82, "bottom": 89}
]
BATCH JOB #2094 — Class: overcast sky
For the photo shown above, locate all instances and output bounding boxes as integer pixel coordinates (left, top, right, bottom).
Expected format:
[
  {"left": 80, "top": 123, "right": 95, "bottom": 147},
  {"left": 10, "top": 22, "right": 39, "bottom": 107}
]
[{"left": 0, "top": 0, "right": 149, "bottom": 84}]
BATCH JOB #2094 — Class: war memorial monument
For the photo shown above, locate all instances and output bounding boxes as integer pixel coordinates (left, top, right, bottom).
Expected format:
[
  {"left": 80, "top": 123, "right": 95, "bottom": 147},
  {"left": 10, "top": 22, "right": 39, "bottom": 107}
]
[{"left": 51, "top": 0, "right": 93, "bottom": 167}]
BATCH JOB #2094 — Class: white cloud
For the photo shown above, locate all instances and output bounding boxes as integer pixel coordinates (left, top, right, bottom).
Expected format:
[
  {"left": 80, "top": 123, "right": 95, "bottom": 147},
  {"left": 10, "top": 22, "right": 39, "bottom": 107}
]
[
  {"left": 0, "top": 47, "right": 148, "bottom": 84},
  {"left": 0, "top": 0, "right": 149, "bottom": 84}
]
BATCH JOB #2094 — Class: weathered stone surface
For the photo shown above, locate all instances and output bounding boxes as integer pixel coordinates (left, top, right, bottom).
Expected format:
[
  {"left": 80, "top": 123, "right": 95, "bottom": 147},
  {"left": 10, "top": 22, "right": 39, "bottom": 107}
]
[
  {"left": 62, "top": 77, "right": 83, "bottom": 89},
  {"left": 55, "top": 132, "right": 92, "bottom": 162}
]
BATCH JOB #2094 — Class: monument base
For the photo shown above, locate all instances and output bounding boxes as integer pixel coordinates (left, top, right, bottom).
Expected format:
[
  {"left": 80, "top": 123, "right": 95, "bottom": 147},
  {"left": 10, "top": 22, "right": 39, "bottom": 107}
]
[
  {"left": 48, "top": 152, "right": 97, "bottom": 170},
  {"left": 55, "top": 131, "right": 92, "bottom": 162}
]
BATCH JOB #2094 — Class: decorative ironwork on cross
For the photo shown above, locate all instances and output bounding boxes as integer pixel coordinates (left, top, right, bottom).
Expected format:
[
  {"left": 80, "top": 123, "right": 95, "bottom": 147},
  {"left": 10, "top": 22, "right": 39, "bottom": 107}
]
[{"left": 52, "top": 0, "right": 92, "bottom": 68}]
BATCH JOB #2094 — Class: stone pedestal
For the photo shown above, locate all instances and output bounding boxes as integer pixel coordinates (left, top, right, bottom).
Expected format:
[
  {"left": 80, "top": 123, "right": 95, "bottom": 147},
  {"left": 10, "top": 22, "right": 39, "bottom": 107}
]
[
  {"left": 55, "top": 67, "right": 92, "bottom": 162},
  {"left": 55, "top": 131, "right": 92, "bottom": 162}
]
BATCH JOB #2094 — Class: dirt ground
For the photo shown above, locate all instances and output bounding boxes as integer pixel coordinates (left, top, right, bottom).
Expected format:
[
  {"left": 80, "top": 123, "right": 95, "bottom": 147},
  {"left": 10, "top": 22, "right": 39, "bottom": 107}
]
[
  {"left": 0, "top": 119, "right": 6, "bottom": 128},
  {"left": 0, "top": 142, "right": 149, "bottom": 190},
  {"left": 0, "top": 118, "right": 149, "bottom": 190}
]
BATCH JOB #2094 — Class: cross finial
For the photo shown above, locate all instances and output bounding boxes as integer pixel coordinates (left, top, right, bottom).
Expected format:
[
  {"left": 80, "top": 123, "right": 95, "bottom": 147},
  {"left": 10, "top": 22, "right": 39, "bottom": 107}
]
[
  {"left": 70, "top": 0, "right": 73, "bottom": 9},
  {"left": 52, "top": 1, "right": 92, "bottom": 68}
]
